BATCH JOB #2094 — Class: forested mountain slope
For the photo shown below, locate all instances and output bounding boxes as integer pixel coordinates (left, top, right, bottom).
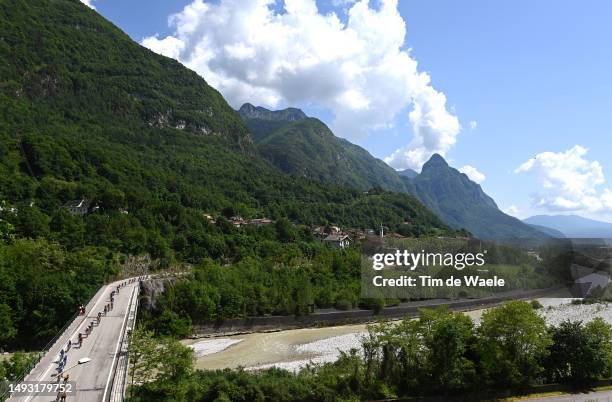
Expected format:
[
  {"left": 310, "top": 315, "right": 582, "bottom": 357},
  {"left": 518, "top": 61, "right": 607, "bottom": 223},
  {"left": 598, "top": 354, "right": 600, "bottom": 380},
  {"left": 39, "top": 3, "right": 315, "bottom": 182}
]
[
  {"left": 239, "top": 105, "right": 409, "bottom": 193},
  {"left": 0, "top": 0, "right": 451, "bottom": 257}
]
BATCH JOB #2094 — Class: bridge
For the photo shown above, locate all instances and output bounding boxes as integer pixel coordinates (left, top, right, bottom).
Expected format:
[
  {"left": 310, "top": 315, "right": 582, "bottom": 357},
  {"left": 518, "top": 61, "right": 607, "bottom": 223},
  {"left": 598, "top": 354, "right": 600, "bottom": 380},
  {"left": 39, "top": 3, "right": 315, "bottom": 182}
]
[{"left": 9, "top": 277, "right": 142, "bottom": 402}]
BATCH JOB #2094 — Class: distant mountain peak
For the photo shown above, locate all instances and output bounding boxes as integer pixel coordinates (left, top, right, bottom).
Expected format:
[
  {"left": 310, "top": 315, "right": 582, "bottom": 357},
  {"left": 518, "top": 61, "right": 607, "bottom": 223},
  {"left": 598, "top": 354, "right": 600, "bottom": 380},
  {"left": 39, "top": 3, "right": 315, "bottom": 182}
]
[
  {"left": 422, "top": 153, "right": 449, "bottom": 171},
  {"left": 523, "top": 214, "right": 612, "bottom": 238},
  {"left": 238, "top": 103, "right": 307, "bottom": 122},
  {"left": 397, "top": 168, "right": 418, "bottom": 179},
  {"left": 402, "top": 153, "right": 547, "bottom": 239}
]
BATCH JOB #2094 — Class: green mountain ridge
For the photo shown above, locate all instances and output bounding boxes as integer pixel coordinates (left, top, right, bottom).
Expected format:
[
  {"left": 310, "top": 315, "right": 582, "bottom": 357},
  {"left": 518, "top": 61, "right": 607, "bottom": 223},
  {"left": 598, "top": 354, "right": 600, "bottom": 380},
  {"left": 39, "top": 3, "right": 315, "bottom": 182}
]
[
  {"left": 239, "top": 105, "right": 546, "bottom": 239},
  {"left": 239, "top": 106, "right": 409, "bottom": 193},
  {"left": 0, "top": 0, "right": 453, "bottom": 256},
  {"left": 238, "top": 103, "right": 308, "bottom": 141}
]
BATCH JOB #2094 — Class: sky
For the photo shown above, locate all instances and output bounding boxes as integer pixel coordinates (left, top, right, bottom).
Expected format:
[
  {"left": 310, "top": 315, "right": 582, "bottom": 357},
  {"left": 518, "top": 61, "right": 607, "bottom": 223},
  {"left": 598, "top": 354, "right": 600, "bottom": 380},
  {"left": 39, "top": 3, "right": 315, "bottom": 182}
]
[{"left": 83, "top": 0, "right": 612, "bottom": 222}]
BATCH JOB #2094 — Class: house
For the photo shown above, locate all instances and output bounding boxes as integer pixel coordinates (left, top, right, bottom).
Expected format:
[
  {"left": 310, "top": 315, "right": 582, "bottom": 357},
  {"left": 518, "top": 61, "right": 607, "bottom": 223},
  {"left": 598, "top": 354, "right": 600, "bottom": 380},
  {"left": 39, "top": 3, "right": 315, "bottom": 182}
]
[
  {"left": 230, "top": 216, "right": 246, "bottom": 227},
  {"left": 346, "top": 229, "right": 365, "bottom": 240},
  {"left": 63, "top": 198, "right": 93, "bottom": 216},
  {"left": 526, "top": 251, "right": 543, "bottom": 262},
  {"left": 311, "top": 225, "right": 327, "bottom": 238},
  {"left": 203, "top": 213, "right": 216, "bottom": 224},
  {"left": 329, "top": 226, "right": 341, "bottom": 234},
  {"left": 249, "top": 218, "right": 273, "bottom": 226},
  {"left": 323, "top": 233, "right": 351, "bottom": 249}
]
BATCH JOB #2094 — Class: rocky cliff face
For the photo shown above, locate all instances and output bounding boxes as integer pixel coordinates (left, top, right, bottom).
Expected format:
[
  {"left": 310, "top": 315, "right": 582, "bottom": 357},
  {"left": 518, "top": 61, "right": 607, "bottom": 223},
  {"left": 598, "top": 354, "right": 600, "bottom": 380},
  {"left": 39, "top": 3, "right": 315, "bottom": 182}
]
[
  {"left": 139, "top": 278, "right": 176, "bottom": 311},
  {"left": 238, "top": 103, "right": 307, "bottom": 121}
]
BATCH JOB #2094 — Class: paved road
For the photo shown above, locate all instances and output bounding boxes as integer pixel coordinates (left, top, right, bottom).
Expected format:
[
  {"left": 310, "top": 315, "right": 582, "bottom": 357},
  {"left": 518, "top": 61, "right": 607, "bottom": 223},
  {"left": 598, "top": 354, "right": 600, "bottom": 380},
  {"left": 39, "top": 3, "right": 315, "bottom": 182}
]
[
  {"left": 522, "top": 390, "right": 612, "bottom": 402},
  {"left": 10, "top": 278, "right": 140, "bottom": 402}
]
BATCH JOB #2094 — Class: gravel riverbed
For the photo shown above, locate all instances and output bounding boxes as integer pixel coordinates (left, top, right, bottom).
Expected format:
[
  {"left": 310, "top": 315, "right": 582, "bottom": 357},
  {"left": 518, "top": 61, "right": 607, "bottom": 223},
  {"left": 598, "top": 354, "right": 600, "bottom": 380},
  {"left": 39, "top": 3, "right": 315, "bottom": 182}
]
[{"left": 186, "top": 298, "right": 612, "bottom": 373}]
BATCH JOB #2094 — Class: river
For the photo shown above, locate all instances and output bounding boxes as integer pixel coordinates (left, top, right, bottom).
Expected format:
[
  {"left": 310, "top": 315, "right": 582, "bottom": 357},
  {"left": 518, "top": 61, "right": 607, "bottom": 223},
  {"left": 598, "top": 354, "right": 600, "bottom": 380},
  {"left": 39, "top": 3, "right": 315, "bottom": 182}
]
[{"left": 183, "top": 295, "right": 586, "bottom": 372}]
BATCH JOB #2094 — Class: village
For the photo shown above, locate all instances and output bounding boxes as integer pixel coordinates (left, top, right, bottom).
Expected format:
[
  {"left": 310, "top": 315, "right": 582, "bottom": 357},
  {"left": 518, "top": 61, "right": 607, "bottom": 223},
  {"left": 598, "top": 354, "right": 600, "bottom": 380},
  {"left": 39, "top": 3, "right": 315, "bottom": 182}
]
[{"left": 60, "top": 198, "right": 416, "bottom": 250}]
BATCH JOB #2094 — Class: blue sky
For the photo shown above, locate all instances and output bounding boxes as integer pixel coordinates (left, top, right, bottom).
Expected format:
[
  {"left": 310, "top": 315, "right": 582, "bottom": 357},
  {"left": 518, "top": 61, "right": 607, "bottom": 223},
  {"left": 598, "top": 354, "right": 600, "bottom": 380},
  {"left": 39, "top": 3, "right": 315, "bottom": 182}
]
[{"left": 88, "top": 0, "right": 612, "bottom": 221}]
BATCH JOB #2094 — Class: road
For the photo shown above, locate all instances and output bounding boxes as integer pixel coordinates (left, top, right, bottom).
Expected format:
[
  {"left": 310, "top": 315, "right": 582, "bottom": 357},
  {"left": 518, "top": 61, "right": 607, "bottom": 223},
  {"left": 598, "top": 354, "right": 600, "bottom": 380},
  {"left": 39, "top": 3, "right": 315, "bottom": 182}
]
[
  {"left": 9, "top": 278, "right": 141, "bottom": 402},
  {"left": 522, "top": 390, "right": 612, "bottom": 402}
]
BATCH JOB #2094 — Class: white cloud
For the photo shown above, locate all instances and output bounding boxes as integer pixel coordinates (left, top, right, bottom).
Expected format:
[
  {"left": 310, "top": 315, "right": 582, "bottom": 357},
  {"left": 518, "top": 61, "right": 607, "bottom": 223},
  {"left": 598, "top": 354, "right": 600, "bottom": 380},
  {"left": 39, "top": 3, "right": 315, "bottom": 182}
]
[
  {"left": 515, "top": 145, "right": 612, "bottom": 213},
  {"left": 459, "top": 165, "right": 485, "bottom": 183},
  {"left": 469, "top": 120, "right": 477, "bottom": 130},
  {"left": 142, "top": 0, "right": 460, "bottom": 171},
  {"left": 80, "top": 0, "right": 95, "bottom": 9},
  {"left": 503, "top": 205, "right": 520, "bottom": 217}
]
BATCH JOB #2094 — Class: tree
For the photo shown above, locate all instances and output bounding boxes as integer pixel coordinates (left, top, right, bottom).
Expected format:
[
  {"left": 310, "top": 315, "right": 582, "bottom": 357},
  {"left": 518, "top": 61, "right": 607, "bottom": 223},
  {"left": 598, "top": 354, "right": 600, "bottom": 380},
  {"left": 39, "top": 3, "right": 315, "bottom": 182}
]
[
  {"left": 129, "top": 328, "right": 162, "bottom": 388},
  {"left": 129, "top": 328, "right": 194, "bottom": 383},
  {"left": 1, "top": 352, "right": 37, "bottom": 381},
  {"left": 419, "top": 307, "right": 477, "bottom": 393},
  {"left": 545, "top": 320, "right": 610, "bottom": 385},
  {"left": 275, "top": 218, "right": 297, "bottom": 243},
  {"left": 477, "top": 301, "right": 551, "bottom": 388},
  {"left": 0, "top": 304, "right": 16, "bottom": 348},
  {"left": 157, "top": 337, "right": 194, "bottom": 382},
  {"left": 0, "top": 217, "right": 14, "bottom": 244},
  {"left": 585, "top": 318, "right": 612, "bottom": 378}
]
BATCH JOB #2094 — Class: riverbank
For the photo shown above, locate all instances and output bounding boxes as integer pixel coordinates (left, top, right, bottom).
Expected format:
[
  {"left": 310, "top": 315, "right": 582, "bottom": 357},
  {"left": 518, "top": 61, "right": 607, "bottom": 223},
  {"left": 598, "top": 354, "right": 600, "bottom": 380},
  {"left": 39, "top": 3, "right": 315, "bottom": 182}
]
[
  {"left": 190, "top": 286, "right": 567, "bottom": 338},
  {"left": 184, "top": 292, "right": 597, "bottom": 372}
]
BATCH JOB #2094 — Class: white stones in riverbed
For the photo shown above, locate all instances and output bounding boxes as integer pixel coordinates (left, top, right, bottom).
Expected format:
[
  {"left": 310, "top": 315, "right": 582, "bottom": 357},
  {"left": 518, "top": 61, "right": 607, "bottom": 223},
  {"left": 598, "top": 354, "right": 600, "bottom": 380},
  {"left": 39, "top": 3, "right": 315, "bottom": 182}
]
[
  {"left": 189, "top": 338, "right": 243, "bottom": 358},
  {"left": 539, "top": 302, "right": 612, "bottom": 326},
  {"left": 248, "top": 332, "right": 365, "bottom": 372}
]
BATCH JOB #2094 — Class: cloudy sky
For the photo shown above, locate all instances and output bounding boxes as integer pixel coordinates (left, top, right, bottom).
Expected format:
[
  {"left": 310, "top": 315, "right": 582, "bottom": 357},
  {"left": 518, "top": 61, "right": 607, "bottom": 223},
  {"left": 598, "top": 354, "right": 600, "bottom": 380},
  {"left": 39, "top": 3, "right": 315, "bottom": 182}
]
[{"left": 84, "top": 0, "right": 612, "bottom": 222}]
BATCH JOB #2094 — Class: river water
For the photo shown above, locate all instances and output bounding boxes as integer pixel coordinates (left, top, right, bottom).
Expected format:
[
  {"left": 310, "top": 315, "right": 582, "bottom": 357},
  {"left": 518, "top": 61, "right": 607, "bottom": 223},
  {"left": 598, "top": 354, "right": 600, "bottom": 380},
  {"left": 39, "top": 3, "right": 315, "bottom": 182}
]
[{"left": 183, "top": 295, "right": 587, "bottom": 372}]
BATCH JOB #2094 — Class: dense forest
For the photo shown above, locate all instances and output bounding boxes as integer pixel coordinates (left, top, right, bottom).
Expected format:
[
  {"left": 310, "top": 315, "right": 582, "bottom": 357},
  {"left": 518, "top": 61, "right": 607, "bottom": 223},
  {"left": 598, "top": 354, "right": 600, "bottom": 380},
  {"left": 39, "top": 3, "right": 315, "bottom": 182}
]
[{"left": 128, "top": 302, "right": 612, "bottom": 401}]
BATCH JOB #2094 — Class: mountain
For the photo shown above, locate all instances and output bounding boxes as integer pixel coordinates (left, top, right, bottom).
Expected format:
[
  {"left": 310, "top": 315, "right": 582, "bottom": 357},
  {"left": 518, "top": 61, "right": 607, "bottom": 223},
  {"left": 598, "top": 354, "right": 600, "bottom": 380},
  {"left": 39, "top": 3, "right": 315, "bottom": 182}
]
[
  {"left": 524, "top": 215, "right": 612, "bottom": 238},
  {"left": 526, "top": 224, "right": 566, "bottom": 238},
  {"left": 239, "top": 105, "right": 410, "bottom": 193},
  {"left": 238, "top": 103, "right": 308, "bottom": 141},
  {"left": 238, "top": 103, "right": 307, "bottom": 122},
  {"left": 0, "top": 0, "right": 454, "bottom": 256},
  {"left": 398, "top": 168, "right": 418, "bottom": 179},
  {"left": 402, "top": 154, "right": 548, "bottom": 239},
  {"left": 239, "top": 103, "right": 549, "bottom": 239}
]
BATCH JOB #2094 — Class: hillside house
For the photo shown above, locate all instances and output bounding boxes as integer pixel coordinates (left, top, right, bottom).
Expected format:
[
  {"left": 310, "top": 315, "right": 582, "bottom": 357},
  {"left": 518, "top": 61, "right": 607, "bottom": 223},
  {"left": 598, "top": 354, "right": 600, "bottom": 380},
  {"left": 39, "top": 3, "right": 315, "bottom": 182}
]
[
  {"left": 230, "top": 216, "right": 246, "bottom": 227},
  {"left": 311, "top": 225, "right": 327, "bottom": 238},
  {"left": 249, "top": 218, "right": 273, "bottom": 226},
  {"left": 323, "top": 233, "right": 351, "bottom": 249}
]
